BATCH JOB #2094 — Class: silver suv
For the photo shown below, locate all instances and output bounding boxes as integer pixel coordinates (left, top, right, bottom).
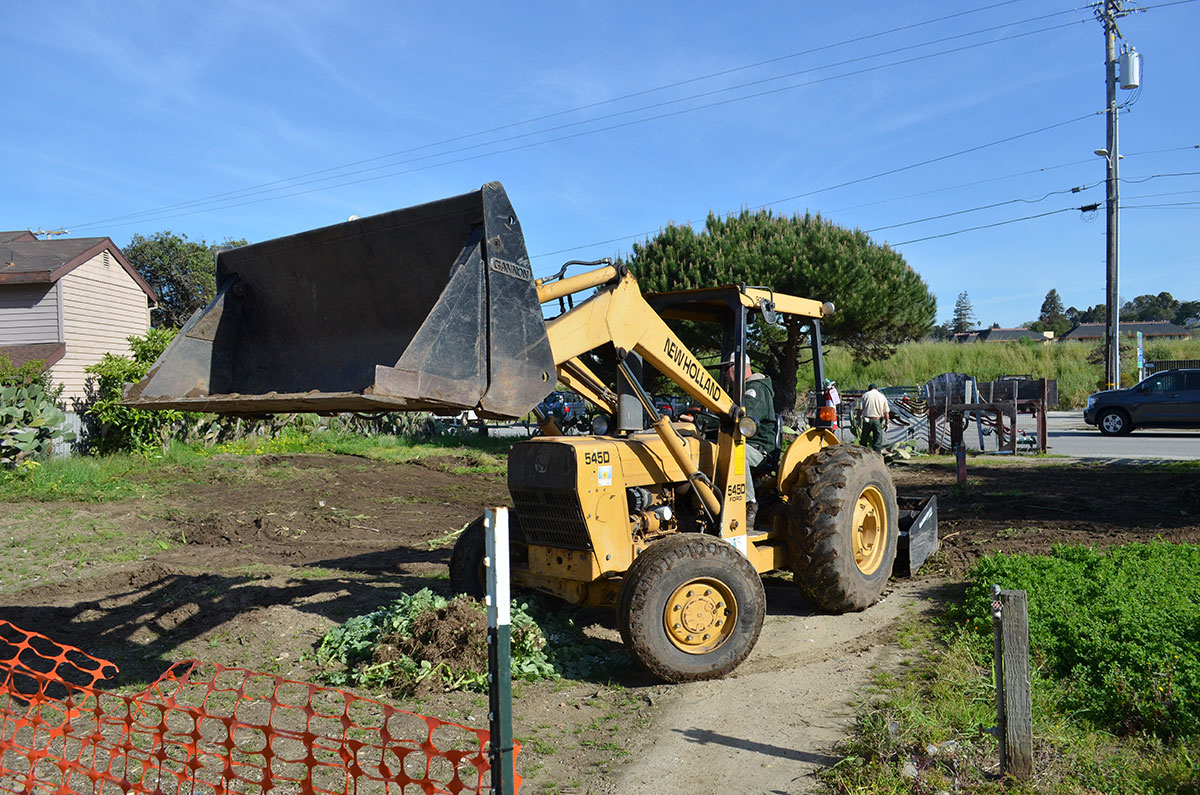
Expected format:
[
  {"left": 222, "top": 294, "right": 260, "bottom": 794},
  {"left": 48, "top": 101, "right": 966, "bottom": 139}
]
[{"left": 1083, "top": 368, "right": 1200, "bottom": 435}]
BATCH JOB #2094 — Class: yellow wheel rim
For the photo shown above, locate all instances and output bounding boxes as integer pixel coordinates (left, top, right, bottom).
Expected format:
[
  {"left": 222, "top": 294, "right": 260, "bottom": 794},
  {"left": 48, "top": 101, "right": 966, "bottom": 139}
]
[
  {"left": 853, "top": 486, "right": 889, "bottom": 576},
  {"left": 663, "top": 578, "right": 738, "bottom": 655}
]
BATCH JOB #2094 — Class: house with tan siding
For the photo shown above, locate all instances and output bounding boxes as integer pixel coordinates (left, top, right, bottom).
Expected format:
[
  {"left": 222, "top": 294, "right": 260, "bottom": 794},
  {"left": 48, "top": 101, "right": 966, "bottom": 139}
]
[{"left": 1, "top": 231, "right": 156, "bottom": 406}]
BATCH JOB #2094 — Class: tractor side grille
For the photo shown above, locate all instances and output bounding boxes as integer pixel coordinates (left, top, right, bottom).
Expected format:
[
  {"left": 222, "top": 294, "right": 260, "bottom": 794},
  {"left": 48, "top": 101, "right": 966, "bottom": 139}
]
[
  {"left": 510, "top": 488, "right": 592, "bottom": 550},
  {"left": 508, "top": 441, "right": 592, "bottom": 550}
]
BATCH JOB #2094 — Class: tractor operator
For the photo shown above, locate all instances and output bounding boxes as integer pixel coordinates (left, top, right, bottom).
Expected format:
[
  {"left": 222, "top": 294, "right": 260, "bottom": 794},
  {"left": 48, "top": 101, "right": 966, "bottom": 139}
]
[{"left": 722, "top": 359, "right": 777, "bottom": 527}]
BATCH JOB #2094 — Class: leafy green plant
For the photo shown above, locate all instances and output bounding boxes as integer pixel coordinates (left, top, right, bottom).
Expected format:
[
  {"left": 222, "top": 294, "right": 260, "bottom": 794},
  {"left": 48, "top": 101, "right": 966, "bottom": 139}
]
[
  {"left": 0, "top": 353, "right": 54, "bottom": 390},
  {"left": 959, "top": 542, "right": 1200, "bottom": 741},
  {"left": 83, "top": 327, "right": 195, "bottom": 454},
  {"left": 1, "top": 381, "right": 75, "bottom": 467},
  {"left": 316, "top": 588, "right": 626, "bottom": 695}
]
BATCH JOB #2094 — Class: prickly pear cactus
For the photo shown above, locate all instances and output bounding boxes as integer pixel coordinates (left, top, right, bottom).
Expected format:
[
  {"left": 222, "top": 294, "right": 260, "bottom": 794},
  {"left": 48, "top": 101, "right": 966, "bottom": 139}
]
[{"left": 0, "top": 382, "right": 76, "bottom": 466}]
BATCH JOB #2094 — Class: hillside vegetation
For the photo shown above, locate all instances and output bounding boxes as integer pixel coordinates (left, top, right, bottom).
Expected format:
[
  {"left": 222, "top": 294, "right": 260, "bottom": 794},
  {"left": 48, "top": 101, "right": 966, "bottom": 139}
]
[{"left": 821, "top": 338, "right": 1200, "bottom": 409}]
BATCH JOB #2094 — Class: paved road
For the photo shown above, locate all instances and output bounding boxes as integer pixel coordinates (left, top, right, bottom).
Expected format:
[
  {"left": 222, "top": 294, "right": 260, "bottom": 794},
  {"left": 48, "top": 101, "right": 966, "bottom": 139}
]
[
  {"left": 1040, "top": 410, "right": 1200, "bottom": 461},
  {"left": 482, "top": 411, "right": 1200, "bottom": 460}
]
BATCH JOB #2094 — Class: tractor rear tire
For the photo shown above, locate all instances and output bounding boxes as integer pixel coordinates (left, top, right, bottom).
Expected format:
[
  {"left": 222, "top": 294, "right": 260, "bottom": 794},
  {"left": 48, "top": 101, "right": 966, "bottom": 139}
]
[
  {"left": 788, "top": 445, "right": 898, "bottom": 613},
  {"left": 617, "top": 534, "right": 765, "bottom": 683}
]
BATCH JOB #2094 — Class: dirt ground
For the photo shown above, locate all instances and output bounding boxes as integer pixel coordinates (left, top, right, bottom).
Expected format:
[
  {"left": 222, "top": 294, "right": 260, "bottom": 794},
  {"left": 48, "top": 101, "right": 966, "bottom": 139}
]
[{"left": 1, "top": 452, "right": 1197, "bottom": 793}]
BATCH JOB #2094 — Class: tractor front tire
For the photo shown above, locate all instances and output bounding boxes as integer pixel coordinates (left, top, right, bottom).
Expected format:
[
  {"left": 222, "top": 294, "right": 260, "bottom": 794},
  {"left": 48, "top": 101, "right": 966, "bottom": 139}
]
[
  {"left": 617, "top": 534, "right": 765, "bottom": 683},
  {"left": 789, "top": 445, "right": 898, "bottom": 613},
  {"left": 449, "top": 516, "right": 488, "bottom": 598},
  {"left": 449, "top": 514, "right": 526, "bottom": 599}
]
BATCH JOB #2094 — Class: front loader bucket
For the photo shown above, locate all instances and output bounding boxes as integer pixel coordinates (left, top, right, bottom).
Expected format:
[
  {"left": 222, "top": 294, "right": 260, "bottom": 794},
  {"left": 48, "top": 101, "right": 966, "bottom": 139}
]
[{"left": 123, "top": 182, "right": 555, "bottom": 419}]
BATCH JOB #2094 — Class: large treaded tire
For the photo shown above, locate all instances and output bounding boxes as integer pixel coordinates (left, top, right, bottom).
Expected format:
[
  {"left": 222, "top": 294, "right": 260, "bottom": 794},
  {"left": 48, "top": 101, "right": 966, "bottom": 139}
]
[
  {"left": 449, "top": 515, "right": 526, "bottom": 598},
  {"left": 617, "top": 534, "right": 765, "bottom": 683},
  {"left": 788, "top": 445, "right": 898, "bottom": 613},
  {"left": 449, "top": 516, "right": 488, "bottom": 598}
]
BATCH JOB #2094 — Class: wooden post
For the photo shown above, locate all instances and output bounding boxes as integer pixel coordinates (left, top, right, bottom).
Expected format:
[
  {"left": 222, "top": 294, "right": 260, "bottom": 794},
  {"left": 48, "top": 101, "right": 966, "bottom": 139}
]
[
  {"left": 1038, "top": 379, "right": 1049, "bottom": 453},
  {"left": 990, "top": 585, "right": 1006, "bottom": 771},
  {"left": 1010, "top": 392, "right": 1018, "bottom": 455},
  {"left": 992, "top": 587, "right": 1033, "bottom": 779}
]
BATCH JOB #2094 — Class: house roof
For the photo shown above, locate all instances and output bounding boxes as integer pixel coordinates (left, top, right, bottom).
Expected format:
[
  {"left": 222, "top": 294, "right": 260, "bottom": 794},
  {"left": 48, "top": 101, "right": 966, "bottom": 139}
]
[
  {"left": 1061, "top": 321, "right": 1192, "bottom": 340},
  {"left": 979, "top": 327, "right": 1049, "bottom": 342},
  {"left": 0, "top": 342, "right": 66, "bottom": 370},
  {"left": 0, "top": 235, "right": 156, "bottom": 301}
]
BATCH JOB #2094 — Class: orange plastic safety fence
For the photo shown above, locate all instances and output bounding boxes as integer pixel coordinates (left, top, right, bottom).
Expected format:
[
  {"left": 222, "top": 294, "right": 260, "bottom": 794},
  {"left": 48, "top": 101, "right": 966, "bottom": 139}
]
[
  {"left": 0, "top": 620, "right": 118, "bottom": 690},
  {"left": 0, "top": 625, "right": 518, "bottom": 794}
]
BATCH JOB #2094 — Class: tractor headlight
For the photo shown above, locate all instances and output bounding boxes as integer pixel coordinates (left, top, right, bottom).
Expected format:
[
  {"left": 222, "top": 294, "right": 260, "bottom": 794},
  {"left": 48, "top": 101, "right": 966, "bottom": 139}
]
[
  {"left": 737, "top": 415, "right": 758, "bottom": 438},
  {"left": 591, "top": 415, "right": 611, "bottom": 435}
]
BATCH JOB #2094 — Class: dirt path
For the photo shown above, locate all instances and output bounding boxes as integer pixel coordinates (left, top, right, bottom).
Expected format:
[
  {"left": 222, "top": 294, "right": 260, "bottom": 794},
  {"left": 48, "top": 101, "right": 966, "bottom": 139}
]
[{"left": 614, "top": 579, "right": 932, "bottom": 794}]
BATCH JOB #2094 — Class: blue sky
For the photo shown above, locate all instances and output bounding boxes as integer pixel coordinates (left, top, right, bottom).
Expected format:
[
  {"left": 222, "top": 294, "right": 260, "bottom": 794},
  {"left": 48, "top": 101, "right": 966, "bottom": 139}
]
[{"left": 5, "top": 0, "right": 1197, "bottom": 328}]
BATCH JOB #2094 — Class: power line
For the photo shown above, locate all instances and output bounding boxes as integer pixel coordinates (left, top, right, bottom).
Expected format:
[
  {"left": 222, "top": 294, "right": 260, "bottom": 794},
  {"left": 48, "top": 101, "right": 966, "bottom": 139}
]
[
  {"left": 835, "top": 144, "right": 1197, "bottom": 215},
  {"left": 1122, "top": 188, "right": 1200, "bottom": 199},
  {"left": 66, "top": 8, "right": 1089, "bottom": 232},
  {"left": 865, "top": 182, "right": 1103, "bottom": 233},
  {"left": 532, "top": 112, "right": 1097, "bottom": 259},
  {"left": 828, "top": 158, "right": 1098, "bottom": 215},
  {"left": 887, "top": 207, "right": 1081, "bottom": 246},
  {"left": 1120, "top": 170, "right": 1200, "bottom": 183}
]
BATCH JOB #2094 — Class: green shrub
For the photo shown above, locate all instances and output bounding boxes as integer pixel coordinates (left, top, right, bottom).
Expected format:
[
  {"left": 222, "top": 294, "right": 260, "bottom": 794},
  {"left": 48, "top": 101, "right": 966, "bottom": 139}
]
[
  {"left": 83, "top": 328, "right": 196, "bottom": 455},
  {"left": 0, "top": 353, "right": 52, "bottom": 389},
  {"left": 960, "top": 542, "right": 1200, "bottom": 740}
]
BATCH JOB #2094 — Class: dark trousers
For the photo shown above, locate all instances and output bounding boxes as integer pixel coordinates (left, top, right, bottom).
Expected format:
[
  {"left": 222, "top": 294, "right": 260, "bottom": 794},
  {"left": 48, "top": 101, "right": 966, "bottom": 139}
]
[{"left": 861, "top": 418, "right": 885, "bottom": 452}]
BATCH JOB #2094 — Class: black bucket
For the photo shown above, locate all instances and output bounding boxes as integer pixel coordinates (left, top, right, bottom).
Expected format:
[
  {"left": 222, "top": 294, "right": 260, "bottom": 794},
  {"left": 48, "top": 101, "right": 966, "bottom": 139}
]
[{"left": 123, "top": 182, "right": 555, "bottom": 419}]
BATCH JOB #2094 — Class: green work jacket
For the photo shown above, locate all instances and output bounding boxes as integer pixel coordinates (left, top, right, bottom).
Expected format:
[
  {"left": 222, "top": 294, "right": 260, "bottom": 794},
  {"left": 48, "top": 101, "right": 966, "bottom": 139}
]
[{"left": 742, "top": 373, "right": 778, "bottom": 454}]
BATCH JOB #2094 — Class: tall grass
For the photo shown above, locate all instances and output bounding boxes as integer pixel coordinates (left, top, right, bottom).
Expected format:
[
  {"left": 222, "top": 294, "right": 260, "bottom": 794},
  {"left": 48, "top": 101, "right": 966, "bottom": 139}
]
[{"left": 822, "top": 338, "right": 1200, "bottom": 408}]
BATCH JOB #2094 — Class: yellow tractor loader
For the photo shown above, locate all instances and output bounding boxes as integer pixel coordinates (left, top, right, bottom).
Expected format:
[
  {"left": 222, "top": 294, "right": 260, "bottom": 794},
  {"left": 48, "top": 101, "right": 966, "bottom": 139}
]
[{"left": 125, "top": 182, "right": 898, "bottom": 683}]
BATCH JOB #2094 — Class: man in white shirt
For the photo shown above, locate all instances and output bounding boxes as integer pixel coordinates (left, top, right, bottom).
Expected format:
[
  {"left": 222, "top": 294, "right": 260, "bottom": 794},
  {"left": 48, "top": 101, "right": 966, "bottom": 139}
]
[{"left": 856, "top": 383, "right": 891, "bottom": 453}]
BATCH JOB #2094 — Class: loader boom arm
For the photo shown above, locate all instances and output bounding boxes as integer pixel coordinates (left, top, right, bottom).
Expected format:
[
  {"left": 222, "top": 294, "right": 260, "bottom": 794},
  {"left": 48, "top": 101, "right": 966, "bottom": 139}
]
[{"left": 536, "top": 265, "right": 829, "bottom": 526}]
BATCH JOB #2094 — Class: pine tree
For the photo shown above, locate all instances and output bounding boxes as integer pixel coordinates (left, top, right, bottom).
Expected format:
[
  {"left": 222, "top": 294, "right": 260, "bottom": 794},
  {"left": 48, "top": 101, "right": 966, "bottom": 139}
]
[
  {"left": 624, "top": 210, "right": 936, "bottom": 412},
  {"left": 951, "top": 291, "right": 976, "bottom": 334},
  {"left": 1037, "top": 289, "right": 1071, "bottom": 336}
]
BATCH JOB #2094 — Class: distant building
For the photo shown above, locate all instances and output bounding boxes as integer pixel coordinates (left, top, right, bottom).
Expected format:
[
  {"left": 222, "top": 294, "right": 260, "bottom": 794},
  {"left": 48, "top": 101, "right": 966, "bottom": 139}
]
[
  {"left": 0, "top": 231, "right": 156, "bottom": 404},
  {"left": 953, "top": 327, "right": 1054, "bottom": 343},
  {"left": 1060, "top": 321, "right": 1192, "bottom": 342}
]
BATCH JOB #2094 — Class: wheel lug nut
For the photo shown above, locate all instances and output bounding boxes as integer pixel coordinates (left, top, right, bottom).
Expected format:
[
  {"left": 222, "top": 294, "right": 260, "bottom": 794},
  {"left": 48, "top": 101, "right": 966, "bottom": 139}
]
[
  {"left": 685, "top": 635, "right": 693, "bottom": 642},
  {"left": 673, "top": 622, "right": 681, "bottom": 629},
  {"left": 703, "top": 633, "right": 710, "bottom": 640},
  {"left": 686, "top": 590, "right": 694, "bottom": 598},
  {"left": 704, "top": 589, "right": 711, "bottom": 596},
  {"left": 673, "top": 604, "right": 680, "bottom": 612}
]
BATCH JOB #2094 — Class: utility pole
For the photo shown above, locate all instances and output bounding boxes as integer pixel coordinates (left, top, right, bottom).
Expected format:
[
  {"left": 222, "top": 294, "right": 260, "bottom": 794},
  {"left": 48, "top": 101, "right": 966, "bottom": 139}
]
[
  {"left": 1096, "top": 0, "right": 1141, "bottom": 389},
  {"left": 1101, "top": 0, "right": 1122, "bottom": 390}
]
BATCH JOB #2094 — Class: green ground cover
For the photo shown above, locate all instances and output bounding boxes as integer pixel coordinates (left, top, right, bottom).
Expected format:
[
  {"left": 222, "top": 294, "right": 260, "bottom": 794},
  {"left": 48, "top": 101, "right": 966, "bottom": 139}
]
[{"left": 825, "top": 542, "right": 1200, "bottom": 794}]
